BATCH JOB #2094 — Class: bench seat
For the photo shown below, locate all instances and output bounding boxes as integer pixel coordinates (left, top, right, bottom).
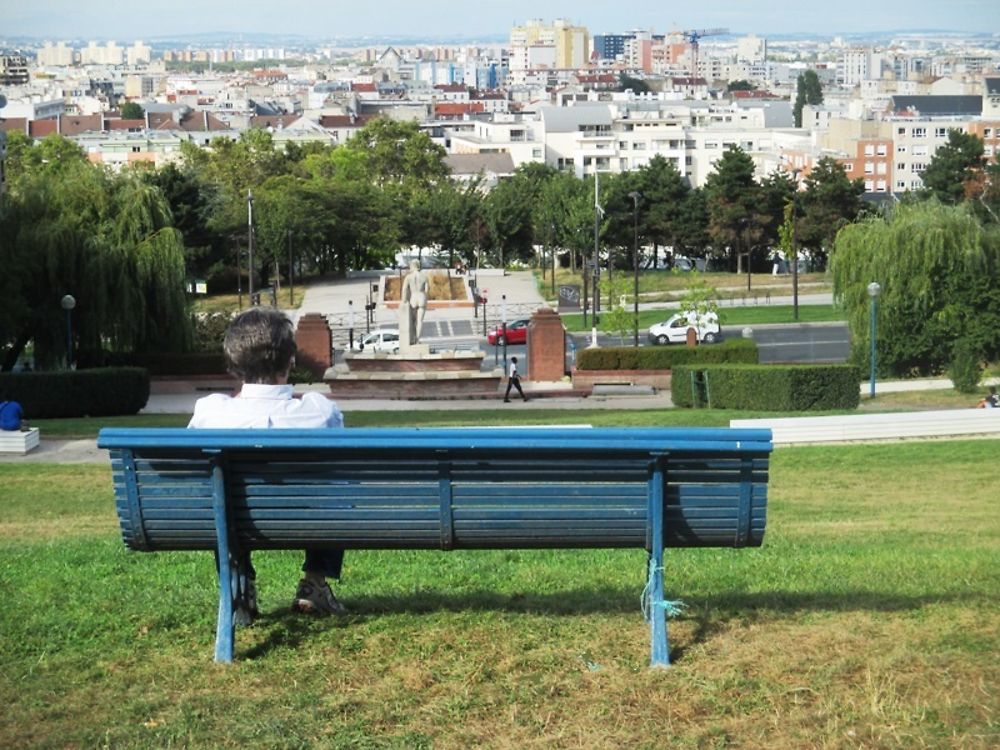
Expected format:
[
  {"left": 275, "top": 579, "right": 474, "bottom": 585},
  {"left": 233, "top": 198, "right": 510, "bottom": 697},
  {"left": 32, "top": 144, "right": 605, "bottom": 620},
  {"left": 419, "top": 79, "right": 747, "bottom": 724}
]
[{"left": 99, "top": 426, "right": 772, "bottom": 666}]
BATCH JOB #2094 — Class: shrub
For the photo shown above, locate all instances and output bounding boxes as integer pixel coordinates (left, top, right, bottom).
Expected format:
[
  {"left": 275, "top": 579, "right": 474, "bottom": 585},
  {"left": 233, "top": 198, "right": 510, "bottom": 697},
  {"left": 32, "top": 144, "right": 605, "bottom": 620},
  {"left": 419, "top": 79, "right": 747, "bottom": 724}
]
[
  {"left": 948, "top": 340, "right": 984, "bottom": 394},
  {"left": 576, "top": 338, "right": 758, "bottom": 370},
  {"left": 193, "top": 313, "right": 233, "bottom": 353},
  {"left": 105, "top": 352, "right": 227, "bottom": 376},
  {"left": 0, "top": 368, "right": 150, "bottom": 418},
  {"left": 672, "top": 364, "right": 861, "bottom": 411}
]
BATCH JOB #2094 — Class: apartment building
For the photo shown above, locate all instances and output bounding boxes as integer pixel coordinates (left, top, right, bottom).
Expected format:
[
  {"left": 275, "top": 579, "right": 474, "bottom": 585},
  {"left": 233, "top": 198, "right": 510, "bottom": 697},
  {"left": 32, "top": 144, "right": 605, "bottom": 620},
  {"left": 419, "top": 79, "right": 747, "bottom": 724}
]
[
  {"left": 0, "top": 55, "right": 30, "bottom": 85},
  {"left": 37, "top": 42, "right": 75, "bottom": 67},
  {"left": 80, "top": 41, "right": 124, "bottom": 66}
]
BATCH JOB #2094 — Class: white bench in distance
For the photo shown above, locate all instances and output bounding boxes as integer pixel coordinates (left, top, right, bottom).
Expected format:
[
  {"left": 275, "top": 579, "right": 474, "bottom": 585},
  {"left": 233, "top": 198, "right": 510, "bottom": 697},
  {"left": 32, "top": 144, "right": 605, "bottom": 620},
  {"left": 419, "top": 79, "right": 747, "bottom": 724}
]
[{"left": 0, "top": 428, "right": 40, "bottom": 454}]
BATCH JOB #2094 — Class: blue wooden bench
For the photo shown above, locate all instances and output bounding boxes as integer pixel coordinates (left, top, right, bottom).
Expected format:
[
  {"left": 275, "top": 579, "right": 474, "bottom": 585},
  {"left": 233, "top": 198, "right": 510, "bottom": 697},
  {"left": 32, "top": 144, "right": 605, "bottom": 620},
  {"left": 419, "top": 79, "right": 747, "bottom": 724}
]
[{"left": 98, "top": 426, "right": 772, "bottom": 667}]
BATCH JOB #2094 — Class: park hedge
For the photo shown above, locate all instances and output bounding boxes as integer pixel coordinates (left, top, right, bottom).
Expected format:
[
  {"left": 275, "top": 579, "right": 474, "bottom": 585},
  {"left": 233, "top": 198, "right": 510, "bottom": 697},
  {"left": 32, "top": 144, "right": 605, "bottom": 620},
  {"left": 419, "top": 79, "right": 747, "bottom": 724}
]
[
  {"left": 576, "top": 338, "right": 758, "bottom": 370},
  {"left": 671, "top": 364, "right": 862, "bottom": 411},
  {"left": 98, "top": 352, "right": 227, "bottom": 376},
  {"left": 0, "top": 368, "right": 150, "bottom": 418}
]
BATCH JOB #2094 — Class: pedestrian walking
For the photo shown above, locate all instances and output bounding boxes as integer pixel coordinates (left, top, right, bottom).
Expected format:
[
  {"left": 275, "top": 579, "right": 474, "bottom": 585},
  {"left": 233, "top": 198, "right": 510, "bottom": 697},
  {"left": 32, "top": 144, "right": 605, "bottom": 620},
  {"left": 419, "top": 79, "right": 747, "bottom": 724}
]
[{"left": 504, "top": 356, "right": 527, "bottom": 403}]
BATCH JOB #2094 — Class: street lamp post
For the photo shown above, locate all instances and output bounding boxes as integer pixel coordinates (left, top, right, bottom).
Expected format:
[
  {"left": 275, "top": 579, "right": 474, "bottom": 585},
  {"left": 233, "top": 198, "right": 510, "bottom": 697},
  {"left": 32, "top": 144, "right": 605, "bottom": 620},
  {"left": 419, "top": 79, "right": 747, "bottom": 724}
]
[
  {"left": 348, "top": 300, "right": 355, "bottom": 352},
  {"left": 60, "top": 294, "right": 76, "bottom": 369},
  {"left": 287, "top": 229, "right": 294, "bottom": 306},
  {"left": 247, "top": 190, "right": 255, "bottom": 305},
  {"left": 628, "top": 191, "right": 641, "bottom": 348},
  {"left": 739, "top": 217, "right": 752, "bottom": 293},
  {"left": 867, "top": 282, "right": 881, "bottom": 398},
  {"left": 501, "top": 293, "right": 508, "bottom": 371},
  {"left": 550, "top": 221, "right": 557, "bottom": 297}
]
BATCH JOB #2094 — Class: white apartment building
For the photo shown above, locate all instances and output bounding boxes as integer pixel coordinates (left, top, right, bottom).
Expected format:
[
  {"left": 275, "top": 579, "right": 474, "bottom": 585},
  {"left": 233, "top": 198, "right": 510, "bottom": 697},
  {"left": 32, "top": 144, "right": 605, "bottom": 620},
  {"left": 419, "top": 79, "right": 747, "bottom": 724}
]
[
  {"left": 80, "top": 41, "right": 124, "bottom": 66},
  {"left": 126, "top": 42, "right": 152, "bottom": 67},
  {"left": 737, "top": 35, "right": 767, "bottom": 65},
  {"left": 838, "top": 48, "right": 870, "bottom": 87},
  {"left": 37, "top": 42, "right": 75, "bottom": 67},
  {"left": 446, "top": 98, "right": 801, "bottom": 187}
]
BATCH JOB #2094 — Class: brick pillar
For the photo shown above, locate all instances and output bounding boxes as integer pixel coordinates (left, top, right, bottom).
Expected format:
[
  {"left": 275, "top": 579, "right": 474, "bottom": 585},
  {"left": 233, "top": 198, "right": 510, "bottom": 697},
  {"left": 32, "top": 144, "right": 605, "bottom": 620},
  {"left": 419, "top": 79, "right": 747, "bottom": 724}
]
[
  {"left": 295, "top": 314, "right": 333, "bottom": 380},
  {"left": 527, "top": 307, "right": 566, "bottom": 382}
]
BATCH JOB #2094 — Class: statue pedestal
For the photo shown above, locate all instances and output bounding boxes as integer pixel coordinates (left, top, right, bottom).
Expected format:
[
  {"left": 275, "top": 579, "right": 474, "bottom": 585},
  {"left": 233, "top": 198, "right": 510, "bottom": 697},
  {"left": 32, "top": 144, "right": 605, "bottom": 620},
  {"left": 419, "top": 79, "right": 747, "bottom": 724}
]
[{"left": 326, "top": 351, "right": 502, "bottom": 399}]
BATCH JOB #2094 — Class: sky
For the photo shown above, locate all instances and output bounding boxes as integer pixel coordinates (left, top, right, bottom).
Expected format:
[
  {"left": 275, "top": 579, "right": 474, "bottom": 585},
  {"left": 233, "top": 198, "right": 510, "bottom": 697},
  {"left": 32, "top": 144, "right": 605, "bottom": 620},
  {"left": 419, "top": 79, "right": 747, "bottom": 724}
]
[{"left": 5, "top": 0, "right": 999, "bottom": 41}]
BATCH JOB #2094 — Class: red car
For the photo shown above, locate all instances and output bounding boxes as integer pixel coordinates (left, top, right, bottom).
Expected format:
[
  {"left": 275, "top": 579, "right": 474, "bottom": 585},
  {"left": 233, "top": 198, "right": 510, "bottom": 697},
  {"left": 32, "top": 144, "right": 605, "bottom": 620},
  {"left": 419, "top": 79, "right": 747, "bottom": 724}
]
[{"left": 487, "top": 318, "right": 529, "bottom": 346}]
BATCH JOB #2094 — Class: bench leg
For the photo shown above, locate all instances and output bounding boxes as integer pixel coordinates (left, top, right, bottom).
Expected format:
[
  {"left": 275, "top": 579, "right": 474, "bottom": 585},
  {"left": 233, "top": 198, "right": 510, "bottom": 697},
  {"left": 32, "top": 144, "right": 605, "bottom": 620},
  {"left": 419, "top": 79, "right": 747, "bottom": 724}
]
[
  {"left": 211, "top": 460, "right": 235, "bottom": 663},
  {"left": 648, "top": 552, "right": 669, "bottom": 668},
  {"left": 649, "top": 457, "right": 670, "bottom": 668}
]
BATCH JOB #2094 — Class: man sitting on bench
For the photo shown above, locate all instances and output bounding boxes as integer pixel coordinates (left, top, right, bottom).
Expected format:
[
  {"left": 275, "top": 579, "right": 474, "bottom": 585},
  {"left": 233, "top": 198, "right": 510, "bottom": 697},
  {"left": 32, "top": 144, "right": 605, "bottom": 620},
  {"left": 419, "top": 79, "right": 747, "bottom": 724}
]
[{"left": 189, "top": 308, "right": 348, "bottom": 620}]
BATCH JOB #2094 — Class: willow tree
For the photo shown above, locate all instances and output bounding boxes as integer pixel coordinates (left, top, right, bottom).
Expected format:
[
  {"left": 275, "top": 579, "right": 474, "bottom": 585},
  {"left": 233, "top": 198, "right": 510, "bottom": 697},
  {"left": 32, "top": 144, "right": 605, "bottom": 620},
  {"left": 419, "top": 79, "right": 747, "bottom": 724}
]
[
  {"left": 1, "top": 150, "right": 190, "bottom": 370},
  {"left": 831, "top": 201, "right": 1000, "bottom": 378}
]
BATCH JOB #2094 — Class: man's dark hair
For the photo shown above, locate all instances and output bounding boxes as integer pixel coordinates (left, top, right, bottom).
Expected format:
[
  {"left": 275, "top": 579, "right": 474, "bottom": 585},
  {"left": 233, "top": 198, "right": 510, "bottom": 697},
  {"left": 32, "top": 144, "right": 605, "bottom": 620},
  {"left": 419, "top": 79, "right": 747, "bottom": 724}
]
[{"left": 223, "top": 309, "right": 296, "bottom": 383}]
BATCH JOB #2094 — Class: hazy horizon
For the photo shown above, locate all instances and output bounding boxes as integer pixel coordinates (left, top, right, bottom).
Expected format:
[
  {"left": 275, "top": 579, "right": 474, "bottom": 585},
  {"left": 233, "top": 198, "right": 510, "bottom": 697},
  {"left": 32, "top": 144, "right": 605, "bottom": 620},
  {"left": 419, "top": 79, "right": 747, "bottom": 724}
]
[{"left": 5, "top": 0, "right": 998, "bottom": 42}]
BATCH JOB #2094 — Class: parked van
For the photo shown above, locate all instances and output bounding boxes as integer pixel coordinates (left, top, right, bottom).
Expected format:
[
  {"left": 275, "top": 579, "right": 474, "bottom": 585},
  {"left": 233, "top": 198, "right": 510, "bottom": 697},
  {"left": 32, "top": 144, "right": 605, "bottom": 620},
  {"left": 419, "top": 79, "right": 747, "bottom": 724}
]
[{"left": 647, "top": 312, "right": 721, "bottom": 345}]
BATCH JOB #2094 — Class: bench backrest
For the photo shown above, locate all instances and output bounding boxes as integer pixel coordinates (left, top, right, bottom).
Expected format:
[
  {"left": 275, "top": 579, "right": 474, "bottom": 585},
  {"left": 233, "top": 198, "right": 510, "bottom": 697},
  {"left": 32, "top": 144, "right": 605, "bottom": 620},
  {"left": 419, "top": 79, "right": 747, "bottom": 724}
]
[{"left": 99, "top": 427, "right": 772, "bottom": 553}]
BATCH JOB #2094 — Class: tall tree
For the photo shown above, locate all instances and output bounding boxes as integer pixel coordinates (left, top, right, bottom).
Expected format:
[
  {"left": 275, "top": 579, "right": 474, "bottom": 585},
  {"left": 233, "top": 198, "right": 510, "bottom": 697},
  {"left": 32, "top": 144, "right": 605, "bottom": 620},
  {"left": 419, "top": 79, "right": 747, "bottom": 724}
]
[
  {"left": 1, "top": 151, "right": 189, "bottom": 370},
  {"left": 637, "top": 155, "right": 690, "bottom": 267},
  {"left": 920, "top": 129, "right": 986, "bottom": 205},
  {"left": 831, "top": 201, "right": 1000, "bottom": 377},
  {"left": 704, "top": 145, "right": 761, "bottom": 270},
  {"left": 793, "top": 70, "right": 823, "bottom": 128},
  {"left": 120, "top": 102, "right": 145, "bottom": 119},
  {"left": 797, "top": 157, "right": 865, "bottom": 270}
]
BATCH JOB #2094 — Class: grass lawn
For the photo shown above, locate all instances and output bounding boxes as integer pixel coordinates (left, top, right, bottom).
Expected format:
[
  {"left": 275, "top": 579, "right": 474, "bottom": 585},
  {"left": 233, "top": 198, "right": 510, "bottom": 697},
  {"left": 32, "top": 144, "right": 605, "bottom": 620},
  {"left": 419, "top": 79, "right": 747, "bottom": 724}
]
[{"left": 1, "top": 419, "right": 997, "bottom": 746}]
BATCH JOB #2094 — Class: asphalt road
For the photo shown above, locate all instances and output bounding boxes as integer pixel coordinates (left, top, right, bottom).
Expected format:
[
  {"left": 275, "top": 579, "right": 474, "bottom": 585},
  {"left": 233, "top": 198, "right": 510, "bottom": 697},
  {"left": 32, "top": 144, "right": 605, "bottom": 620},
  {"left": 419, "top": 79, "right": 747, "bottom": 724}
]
[{"left": 564, "top": 322, "right": 851, "bottom": 365}]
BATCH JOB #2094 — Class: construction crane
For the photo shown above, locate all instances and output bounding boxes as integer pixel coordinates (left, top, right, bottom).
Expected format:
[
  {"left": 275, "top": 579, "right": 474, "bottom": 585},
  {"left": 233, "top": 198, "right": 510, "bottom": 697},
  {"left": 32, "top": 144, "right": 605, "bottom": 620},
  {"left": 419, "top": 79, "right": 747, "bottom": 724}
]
[{"left": 679, "top": 27, "right": 729, "bottom": 80}]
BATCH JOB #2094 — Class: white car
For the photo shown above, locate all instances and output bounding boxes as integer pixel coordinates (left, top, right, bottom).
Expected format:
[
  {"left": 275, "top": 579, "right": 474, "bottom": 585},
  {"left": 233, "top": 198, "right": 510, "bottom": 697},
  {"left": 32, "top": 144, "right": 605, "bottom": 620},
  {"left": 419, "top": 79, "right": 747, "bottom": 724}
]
[
  {"left": 648, "top": 312, "right": 721, "bottom": 345},
  {"left": 352, "top": 329, "right": 400, "bottom": 353}
]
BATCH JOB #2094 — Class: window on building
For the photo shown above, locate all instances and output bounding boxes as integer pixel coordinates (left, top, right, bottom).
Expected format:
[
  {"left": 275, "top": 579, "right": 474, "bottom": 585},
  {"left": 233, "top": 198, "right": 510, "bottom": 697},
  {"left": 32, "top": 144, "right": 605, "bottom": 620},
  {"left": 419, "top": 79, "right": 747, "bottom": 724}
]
[
  {"left": 912, "top": 162, "right": 925, "bottom": 172},
  {"left": 864, "top": 180, "right": 874, "bottom": 191},
  {"left": 704, "top": 141, "right": 718, "bottom": 149},
  {"left": 984, "top": 128, "right": 992, "bottom": 138},
  {"left": 131, "top": 146, "right": 141, "bottom": 153},
  {"left": 897, "top": 145, "right": 907, "bottom": 153},
  {"left": 619, "top": 141, "right": 628, "bottom": 150},
  {"left": 864, "top": 162, "right": 875, "bottom": 174},
  {"left": 934, "top": 128, "right": 947, "bottom": 137},
  {"left": 876, "top": 180, "right": 886, "bottom": 192},
  {"left": 843, "top": 162, "right": 854, "bottom": 171},
  {"left": 864, "top": 144, "right": 875, "bottom": 156},
  {"left": 912, "top": 127, "right": 926, "bottom": 137},
  {"left": 532, "top": 148, "right": 542, "bottom": 158},
  {"left": 877, "top": 163, "right": 887, "bottom": 174},
  {"left": 897, "top": 162, "right": 906, "bottom": 170},
  {"left": 633, "top": 142, "right": 646, "bottom": 150},
  {"left": 985, "top": 145, "right": 994, "bottom": 157},
  {"left": 913, "top": 145, "right": 928, "bottom": 156},
  {"left": 898, "top": 127, "right": 906, "bottom": 135},
  {"left": 897, "top": 180, "right": 906, "bottom": 189},
  {"left": 876, "top": 144, "right": 887, "bottom": 156},
  {"left": 685, "top": 156, "right": 693, "bottom": 166}
]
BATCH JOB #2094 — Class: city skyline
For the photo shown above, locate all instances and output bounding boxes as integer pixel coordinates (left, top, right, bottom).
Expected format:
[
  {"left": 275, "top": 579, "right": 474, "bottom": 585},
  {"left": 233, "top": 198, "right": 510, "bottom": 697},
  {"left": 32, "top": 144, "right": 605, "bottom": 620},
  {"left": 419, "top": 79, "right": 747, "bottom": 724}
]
[{"left": 5, "top": 0, "right": 999, "bottom": 42}]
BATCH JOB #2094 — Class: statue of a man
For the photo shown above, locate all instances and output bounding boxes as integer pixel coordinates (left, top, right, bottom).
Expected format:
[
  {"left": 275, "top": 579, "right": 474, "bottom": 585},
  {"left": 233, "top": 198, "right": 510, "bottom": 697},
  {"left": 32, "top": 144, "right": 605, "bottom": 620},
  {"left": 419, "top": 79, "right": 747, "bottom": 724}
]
[{"left": 399, "top": 259, "right": 428, "bottom": 346}]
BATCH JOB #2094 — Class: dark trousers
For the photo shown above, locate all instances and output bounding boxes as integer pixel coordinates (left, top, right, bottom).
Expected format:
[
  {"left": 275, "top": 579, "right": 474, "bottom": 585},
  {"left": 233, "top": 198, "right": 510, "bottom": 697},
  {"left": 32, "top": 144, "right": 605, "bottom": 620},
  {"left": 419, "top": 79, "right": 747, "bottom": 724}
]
[
  {"left": 505, "top": 375, "right": 526, "bottom": 401},
  {"left": 225, "top": 548, "right": 345, "bottom": 581}
]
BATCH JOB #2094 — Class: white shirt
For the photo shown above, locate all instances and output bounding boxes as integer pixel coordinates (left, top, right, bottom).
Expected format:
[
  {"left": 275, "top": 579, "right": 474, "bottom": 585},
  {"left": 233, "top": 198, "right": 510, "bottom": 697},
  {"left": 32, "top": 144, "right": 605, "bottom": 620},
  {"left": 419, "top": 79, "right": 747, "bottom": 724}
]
[
  {"left": 509, "top": 361, "right": 518, "bottom": 378},
  {"left": 188, "top": 384, "right": 344, "bottom": 429}
]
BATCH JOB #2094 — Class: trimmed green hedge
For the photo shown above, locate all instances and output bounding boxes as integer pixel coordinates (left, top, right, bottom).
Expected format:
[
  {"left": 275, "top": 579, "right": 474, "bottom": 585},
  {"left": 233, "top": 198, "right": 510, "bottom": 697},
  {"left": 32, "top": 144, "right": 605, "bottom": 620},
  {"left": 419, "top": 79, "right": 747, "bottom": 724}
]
[
  {"left": 106, "top": 352, "right": 227, "bottom": 376},
  {"left": 671, "top": 364, "right": 861, "bottom": 411},
  {"left": 0, "top": 368, "right": 150, "bottom": 418},
  {"left": 576, "top": 338, "right": 758, "bottom": 370}
]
